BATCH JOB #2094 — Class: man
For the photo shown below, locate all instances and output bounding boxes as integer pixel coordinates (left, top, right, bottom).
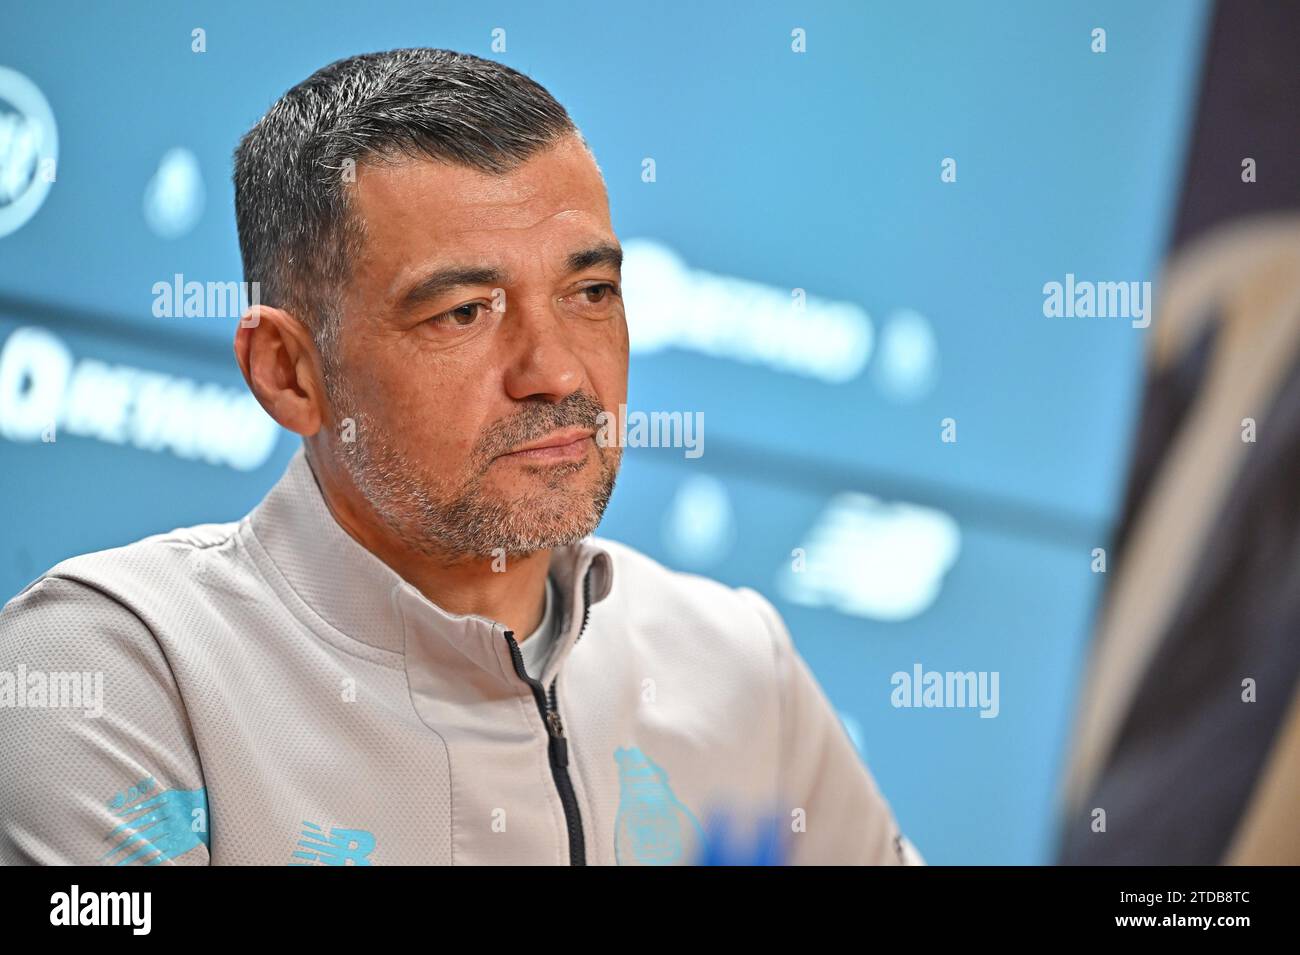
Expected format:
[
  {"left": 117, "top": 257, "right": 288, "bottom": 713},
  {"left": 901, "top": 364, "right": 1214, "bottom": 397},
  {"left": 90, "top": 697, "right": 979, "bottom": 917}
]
[{"left": 0, "top": 48, "right": 916, "bottom": 865}]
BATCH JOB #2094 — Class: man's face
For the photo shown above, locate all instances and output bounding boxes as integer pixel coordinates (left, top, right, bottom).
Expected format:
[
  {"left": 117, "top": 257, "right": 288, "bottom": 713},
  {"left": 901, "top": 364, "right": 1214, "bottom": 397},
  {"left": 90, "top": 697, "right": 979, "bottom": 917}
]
[{"left": 322, "top": 134, "right": 627, "bottom": 562}]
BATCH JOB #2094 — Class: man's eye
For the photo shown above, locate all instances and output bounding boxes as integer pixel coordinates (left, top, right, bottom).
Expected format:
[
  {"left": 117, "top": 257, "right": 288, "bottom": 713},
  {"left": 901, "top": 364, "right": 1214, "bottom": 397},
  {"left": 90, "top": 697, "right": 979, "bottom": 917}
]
[
  {"left": 429, "top": 303, "right": 486, "bottom": 327},
  {"left": 577, "top": 283, "right": 619, "bottom": 304}
]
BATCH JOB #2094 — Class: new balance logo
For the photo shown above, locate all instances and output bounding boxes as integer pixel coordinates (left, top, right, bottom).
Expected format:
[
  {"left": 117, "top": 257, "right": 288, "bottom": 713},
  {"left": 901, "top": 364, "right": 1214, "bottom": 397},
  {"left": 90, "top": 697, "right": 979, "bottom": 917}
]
[
  {"left": 101, "top": 776, "right": 208, "bottom": 866},
  {"left": 290, "top": 821, "right": 376, "bottom": 865}
]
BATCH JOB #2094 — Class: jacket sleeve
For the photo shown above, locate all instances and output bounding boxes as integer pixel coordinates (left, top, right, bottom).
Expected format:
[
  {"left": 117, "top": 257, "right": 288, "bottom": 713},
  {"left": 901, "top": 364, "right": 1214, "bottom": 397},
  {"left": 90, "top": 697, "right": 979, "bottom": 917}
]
[
  {"left": 0, "top": 575, "right": 210, "bottom": 865},
  {"left": 738, "top": 586, "right": 924, "bottom": 865}
]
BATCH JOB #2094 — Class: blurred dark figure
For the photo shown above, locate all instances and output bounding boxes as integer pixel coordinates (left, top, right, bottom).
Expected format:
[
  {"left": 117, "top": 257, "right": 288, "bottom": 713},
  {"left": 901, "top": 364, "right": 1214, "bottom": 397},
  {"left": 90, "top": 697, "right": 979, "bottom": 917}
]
[
  {"left": 1056, "top": 1, "right": 1300, "bottom": 865},
  {"left": 1059, "top": 217, "right": 1300, "bottom": 864}
]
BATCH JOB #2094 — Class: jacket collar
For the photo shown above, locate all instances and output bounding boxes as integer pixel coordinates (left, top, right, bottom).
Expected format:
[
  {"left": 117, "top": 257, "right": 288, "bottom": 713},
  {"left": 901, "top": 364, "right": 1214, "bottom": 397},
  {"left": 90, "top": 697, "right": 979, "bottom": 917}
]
[{"left": 246, "top": 446, "right": 613, "bottom": 681}]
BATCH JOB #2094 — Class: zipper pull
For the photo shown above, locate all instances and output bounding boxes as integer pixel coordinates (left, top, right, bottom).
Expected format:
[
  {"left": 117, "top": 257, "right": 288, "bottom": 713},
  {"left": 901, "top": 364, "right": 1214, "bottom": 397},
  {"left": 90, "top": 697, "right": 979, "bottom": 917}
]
[{"left": 545, "top": 705, "right": 568, "bottom": 767}]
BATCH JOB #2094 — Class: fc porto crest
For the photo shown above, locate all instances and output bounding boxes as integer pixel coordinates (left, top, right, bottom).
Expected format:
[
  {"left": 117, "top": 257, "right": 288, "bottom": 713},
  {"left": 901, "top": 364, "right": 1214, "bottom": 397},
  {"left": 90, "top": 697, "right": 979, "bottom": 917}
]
[{"left": 613, "top": 746, "right": 705, "bottom": 865}]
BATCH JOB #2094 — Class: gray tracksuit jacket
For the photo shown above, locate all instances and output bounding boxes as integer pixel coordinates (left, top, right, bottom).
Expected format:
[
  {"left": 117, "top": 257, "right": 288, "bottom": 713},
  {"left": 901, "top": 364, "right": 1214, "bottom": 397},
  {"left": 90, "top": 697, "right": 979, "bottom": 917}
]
[{"left": 0, "top": 448, "right": 919, "bottom": 865}]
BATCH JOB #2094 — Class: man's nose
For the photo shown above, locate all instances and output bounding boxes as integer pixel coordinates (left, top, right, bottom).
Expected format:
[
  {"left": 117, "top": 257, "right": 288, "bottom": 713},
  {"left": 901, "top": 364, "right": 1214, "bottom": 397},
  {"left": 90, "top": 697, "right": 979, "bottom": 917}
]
[{"left": 499, "top": 295, "right": 587, "bottom": 402}]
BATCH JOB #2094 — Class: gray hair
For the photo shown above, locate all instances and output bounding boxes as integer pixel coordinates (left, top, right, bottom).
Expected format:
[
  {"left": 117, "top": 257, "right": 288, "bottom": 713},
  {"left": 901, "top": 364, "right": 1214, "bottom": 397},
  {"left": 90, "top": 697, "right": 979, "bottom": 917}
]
[{"left": 232, "top": 48, "right": 582, "bottom": 372}]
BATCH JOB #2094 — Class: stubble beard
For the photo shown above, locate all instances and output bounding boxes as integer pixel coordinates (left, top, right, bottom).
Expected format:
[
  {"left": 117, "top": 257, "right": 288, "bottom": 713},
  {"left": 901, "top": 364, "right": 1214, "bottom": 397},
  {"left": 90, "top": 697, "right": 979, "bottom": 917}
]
[{"left": 327, "top": 376, "right": 621, "bottom": 562}]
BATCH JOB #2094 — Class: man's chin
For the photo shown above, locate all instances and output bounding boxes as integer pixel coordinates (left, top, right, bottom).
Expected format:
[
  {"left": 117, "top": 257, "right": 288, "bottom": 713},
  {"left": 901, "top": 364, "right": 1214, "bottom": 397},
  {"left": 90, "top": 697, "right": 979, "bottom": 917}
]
[
  {"left": 365, "top": 451, "right": 617, "bottom": 562},
  {"left": 447, "top": 522, "right": 600, "bottom": 563}
]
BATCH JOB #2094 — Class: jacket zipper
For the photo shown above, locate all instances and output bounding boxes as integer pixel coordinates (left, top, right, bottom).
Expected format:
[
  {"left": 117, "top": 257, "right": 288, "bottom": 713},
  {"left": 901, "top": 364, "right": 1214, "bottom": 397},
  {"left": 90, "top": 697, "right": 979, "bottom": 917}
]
[{"left": 503, "top": 569, "right": 594, "bottom": 866}]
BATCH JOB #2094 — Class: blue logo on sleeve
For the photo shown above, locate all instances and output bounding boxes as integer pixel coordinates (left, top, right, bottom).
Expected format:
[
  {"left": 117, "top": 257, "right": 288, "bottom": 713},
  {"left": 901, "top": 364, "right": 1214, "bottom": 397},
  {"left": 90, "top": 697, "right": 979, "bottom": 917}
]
[
  {"left": 290, "top": 821, "right": 376, "bottom": 865},
  {"left": 102, "top": 776, "right": 209, "bottom": 865},
  {"left": 613, "top": 746, "right": 705, "bottom": 865}
]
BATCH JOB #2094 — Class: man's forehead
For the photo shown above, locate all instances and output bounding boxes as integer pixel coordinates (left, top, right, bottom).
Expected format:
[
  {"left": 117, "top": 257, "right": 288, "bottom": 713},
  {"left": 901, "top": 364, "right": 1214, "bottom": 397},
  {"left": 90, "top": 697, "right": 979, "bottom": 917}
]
[
  {"left": 351, "top": 149, "right": 611, "bottom": 281},
  {"left": 353, "top": 141, "right": 607, "bottom": 223}
]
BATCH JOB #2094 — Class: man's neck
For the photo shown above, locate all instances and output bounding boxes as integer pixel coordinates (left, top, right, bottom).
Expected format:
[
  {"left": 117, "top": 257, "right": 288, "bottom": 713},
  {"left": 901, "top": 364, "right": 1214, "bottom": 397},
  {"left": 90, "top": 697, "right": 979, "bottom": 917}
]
[{"left": 305, "top": 450, "right": 550, "bottom": 640}]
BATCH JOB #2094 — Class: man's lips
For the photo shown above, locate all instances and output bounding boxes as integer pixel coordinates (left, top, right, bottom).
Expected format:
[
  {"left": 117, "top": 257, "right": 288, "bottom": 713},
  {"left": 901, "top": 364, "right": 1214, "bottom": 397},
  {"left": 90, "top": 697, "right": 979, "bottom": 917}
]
[{"left": 497, "top": 428, "right": 595, "bottom": 462}]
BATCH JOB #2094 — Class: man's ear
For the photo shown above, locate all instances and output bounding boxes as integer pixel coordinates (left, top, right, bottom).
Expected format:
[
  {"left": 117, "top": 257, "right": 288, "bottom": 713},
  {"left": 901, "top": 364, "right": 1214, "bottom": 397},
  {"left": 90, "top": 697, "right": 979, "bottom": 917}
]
[{"left": 234, "top": 305, "right": 327, "bottom": 437}]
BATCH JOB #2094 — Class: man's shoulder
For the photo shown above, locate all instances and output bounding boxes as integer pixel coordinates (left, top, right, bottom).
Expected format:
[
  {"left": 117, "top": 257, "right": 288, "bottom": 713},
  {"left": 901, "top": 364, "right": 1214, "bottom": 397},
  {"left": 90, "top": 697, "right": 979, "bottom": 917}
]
[
  {"left": 0, "top": 523, "right": 246, "bottom": 675},
  {"left": 4, "top": 518, "right": 245, "bottom": 620}
]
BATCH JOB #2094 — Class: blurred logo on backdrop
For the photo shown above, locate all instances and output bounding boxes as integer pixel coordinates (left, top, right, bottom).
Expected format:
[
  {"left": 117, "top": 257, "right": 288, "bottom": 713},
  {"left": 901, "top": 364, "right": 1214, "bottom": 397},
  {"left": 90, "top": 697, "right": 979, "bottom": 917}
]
[
  {"left": 658, "top": 475, "right": 960, "bottom": 621},
  {"left": 143, "top": 147, "right": 205, "bottom": 239},
  {"left": 621, "top": 238, "right": 939, "bottom": 399},
  {"left": 0, "top": 324, "right": 280, "bottom": 471},
  {"left": 663, "top": 474, "right": 735, "bottom": 567},
  {"left": 0, "top": 66, "right": 58, "bottom": 238},
  {"left": 622, "top": 238, "right": 875, "bottom": 384},
  {"left": 779, "top": 492, "right": 960, "bottom": 621}
]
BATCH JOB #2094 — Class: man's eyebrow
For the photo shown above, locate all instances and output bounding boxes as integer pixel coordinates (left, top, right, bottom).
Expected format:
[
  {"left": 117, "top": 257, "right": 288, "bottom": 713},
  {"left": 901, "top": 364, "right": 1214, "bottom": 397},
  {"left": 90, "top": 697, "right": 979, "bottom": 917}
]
[
  {"left": 565, "top": 242, "right": 623, "bottom": 275},
  {"left": 396, "top": 243, "right": 623, "bottom": 311},
  {"left": 398, "top": 265, "right": 507, "bottom": 310}
]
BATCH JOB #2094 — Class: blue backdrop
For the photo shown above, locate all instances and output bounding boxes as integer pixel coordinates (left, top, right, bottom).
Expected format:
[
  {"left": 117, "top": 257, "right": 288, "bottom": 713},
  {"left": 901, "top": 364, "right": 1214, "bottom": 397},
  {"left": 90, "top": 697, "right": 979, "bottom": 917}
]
[{"left": 0, "top": 1, "right": 1210, "bottom": 863}]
